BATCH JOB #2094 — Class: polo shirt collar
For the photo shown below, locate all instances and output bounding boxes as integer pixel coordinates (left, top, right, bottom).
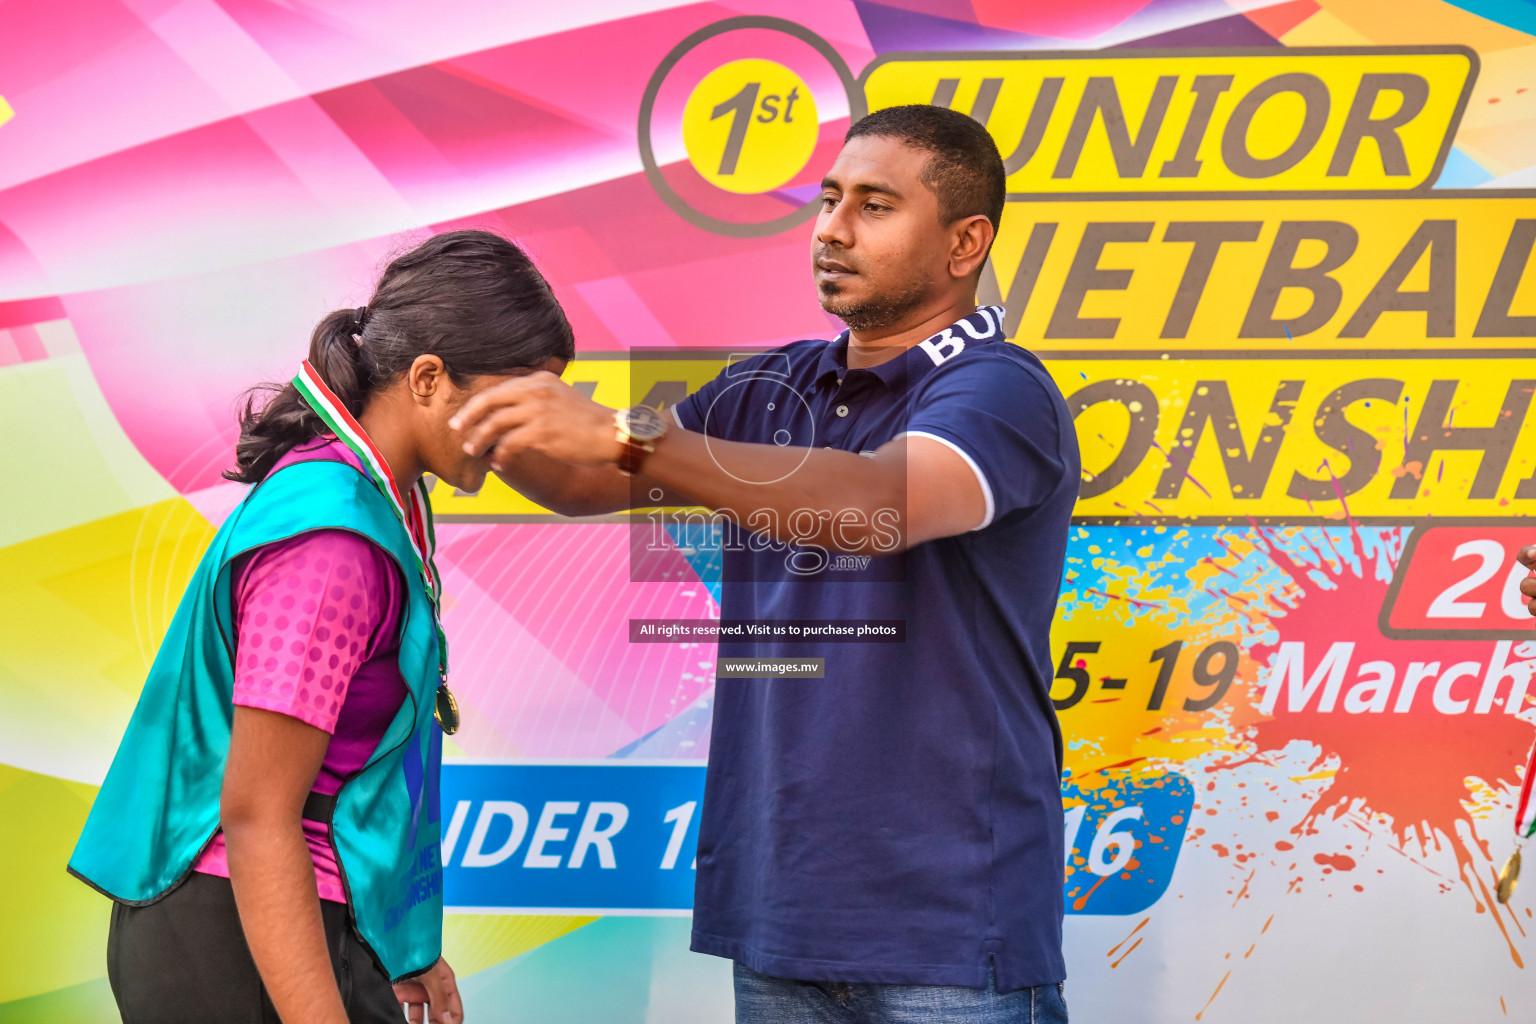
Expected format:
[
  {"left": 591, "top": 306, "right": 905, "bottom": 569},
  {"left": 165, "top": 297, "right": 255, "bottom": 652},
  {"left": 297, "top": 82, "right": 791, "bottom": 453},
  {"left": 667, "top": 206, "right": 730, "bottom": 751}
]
[{"left": 814, "top": 305, "right": 1007, "bottom": 391}]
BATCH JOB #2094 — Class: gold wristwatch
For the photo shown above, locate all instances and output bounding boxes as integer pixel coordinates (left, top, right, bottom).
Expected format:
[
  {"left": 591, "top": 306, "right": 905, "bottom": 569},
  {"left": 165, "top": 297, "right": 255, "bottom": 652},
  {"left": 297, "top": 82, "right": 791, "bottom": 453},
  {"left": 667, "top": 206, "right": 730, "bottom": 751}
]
[{"left": 614, "top": 405, "right": 668, "bottom": 475}]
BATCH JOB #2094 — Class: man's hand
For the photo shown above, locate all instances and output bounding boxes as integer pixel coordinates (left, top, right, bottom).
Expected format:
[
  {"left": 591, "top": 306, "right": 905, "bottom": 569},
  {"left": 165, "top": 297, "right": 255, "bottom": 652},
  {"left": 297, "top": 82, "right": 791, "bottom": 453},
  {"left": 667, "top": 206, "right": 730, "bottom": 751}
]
[
  {"left": 394, "top": 957, "right": 463, "bottom": 1024},
  {"left": 451, "top": 371, "right": 622, "bottom": 470},
  {"left": 1517, "top": 547, "right": 1536, "bottom": 617}
]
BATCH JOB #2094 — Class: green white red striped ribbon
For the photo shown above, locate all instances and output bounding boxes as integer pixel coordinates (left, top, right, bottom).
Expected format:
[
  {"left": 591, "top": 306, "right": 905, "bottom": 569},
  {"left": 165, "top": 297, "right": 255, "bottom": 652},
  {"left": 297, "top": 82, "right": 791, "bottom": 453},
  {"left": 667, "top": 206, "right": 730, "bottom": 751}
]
[
  {"left": 292, "top": 359, "right": 447, "bottom": 682},
  {"left": 1519, "top": 573, "right": 1536, "bottom": 843},
  {"left": 1517, "top": 742, "right": 1536, "bottom": 840}
]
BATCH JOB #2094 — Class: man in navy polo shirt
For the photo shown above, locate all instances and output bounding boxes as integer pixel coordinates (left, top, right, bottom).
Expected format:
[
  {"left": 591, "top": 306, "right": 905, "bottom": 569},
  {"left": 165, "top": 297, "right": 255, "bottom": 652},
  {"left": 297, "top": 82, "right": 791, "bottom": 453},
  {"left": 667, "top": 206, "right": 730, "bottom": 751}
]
[{"left": 454, "top": 104, "right": 1077, "bottom": 1022}]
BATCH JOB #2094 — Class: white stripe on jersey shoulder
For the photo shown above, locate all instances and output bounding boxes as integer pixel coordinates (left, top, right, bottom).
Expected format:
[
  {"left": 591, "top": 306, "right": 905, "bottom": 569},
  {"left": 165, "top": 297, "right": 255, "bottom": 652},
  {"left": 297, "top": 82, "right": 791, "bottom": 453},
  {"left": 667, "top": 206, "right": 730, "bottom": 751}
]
[{"left": 895, "top": 430, "right": 995, "bottom": 531}]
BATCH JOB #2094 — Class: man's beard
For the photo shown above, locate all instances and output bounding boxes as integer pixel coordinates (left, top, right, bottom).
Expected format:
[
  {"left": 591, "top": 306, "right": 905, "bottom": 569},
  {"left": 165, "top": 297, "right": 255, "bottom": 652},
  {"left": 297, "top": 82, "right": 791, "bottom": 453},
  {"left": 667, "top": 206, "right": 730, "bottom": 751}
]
[{"left": 818, "top": 274, "right": 928, "bottom": 332}]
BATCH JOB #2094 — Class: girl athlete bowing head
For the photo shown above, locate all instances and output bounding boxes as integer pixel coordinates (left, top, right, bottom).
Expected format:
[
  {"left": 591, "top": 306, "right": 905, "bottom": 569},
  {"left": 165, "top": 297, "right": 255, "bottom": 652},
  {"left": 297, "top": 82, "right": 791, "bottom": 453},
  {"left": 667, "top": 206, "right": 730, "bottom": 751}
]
[{"left": 70, "top": 230, "right": 574, "bottom": 1024}]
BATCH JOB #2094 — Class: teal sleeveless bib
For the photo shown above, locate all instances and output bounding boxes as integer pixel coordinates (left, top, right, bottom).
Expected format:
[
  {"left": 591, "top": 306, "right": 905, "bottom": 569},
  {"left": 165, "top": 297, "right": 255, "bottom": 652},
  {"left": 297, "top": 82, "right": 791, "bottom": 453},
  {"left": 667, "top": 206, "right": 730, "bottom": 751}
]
[{"left": 69, "top": 458, "right": 445, "bottom": 981}]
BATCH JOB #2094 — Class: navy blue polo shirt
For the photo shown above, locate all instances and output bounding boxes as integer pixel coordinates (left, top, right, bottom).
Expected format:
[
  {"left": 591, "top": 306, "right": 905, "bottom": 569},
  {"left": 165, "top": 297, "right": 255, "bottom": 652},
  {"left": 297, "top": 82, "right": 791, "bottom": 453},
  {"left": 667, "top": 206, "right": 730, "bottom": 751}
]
[{"left": 670, "top": 306, "right": 1080, "bottom": 993}]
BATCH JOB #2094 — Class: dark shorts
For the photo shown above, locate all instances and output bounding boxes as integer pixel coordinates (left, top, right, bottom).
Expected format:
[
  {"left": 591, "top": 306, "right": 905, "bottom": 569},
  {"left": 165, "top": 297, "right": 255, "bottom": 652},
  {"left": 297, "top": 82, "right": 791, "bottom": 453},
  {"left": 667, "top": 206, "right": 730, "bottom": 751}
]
[{"left": 106, "top": 871, "right": 399, "bottom": 1024}]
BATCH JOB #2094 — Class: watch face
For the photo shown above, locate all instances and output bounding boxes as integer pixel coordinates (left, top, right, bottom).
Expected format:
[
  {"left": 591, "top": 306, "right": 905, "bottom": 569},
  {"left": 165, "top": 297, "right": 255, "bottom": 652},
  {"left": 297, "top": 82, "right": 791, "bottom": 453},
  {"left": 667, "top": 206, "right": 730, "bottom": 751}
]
[{"left": 623, "top": 404, "right": 668, "bottom": 441}]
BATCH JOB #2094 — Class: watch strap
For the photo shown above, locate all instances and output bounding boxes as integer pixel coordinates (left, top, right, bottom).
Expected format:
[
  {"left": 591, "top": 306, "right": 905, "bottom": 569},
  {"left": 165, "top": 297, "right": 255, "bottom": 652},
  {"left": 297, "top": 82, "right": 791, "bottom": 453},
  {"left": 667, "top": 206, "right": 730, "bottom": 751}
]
[{"left": 617, "top": 434, "right": 652, "bottom": 475}]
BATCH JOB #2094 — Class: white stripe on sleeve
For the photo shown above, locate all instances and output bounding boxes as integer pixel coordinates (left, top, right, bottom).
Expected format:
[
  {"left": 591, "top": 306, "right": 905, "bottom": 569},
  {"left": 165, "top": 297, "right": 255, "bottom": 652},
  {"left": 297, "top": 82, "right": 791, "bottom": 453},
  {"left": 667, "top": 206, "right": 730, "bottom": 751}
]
[{"left": 896, "top": 430, "right": 995, "bottom": 531}]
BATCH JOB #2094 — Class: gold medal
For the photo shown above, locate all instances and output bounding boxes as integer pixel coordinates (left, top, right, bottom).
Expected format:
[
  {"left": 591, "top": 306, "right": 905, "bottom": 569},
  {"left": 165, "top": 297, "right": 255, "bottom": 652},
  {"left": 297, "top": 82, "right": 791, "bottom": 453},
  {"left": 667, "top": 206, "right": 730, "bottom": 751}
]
[
  {"left": 1497, "top": 846, "right": 1522, "bottom": 905},
  {"left": 434, "top": 683, "right": 460, "bottom": 735}
]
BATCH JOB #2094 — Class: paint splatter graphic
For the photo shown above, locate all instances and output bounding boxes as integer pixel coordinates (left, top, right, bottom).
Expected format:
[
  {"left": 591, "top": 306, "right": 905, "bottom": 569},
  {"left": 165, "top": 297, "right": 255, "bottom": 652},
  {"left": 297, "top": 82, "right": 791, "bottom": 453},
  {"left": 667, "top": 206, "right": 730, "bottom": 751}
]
[
  {"left": 1237, "top": 525, "right": 1535, "bottom": 964},
  {"left": 1059, "top": 523, "right": 1536, "bottom": 970}
]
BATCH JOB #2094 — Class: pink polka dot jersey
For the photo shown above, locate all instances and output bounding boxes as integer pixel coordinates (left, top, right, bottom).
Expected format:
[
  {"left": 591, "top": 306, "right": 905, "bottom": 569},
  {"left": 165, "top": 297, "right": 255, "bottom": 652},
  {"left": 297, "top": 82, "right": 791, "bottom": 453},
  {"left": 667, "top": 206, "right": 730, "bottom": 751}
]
[{"left": 193, "top": 438, "right": 408, "bottom": 903}]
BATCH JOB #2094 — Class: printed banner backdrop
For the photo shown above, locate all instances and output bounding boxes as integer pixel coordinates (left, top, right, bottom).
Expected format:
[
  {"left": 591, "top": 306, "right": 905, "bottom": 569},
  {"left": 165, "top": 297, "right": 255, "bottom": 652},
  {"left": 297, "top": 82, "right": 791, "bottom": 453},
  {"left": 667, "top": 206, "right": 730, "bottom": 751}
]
[{"left": 3, "top": 1, "right": 1536, "bottom": 1021}]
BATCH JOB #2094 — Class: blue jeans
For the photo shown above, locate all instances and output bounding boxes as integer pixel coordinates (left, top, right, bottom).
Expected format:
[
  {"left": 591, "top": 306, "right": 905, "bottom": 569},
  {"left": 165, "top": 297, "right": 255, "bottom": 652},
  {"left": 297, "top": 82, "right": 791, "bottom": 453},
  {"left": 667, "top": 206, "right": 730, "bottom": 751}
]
[{"left": 733, "top": 961, "right": 1068, "bottom": 1024}]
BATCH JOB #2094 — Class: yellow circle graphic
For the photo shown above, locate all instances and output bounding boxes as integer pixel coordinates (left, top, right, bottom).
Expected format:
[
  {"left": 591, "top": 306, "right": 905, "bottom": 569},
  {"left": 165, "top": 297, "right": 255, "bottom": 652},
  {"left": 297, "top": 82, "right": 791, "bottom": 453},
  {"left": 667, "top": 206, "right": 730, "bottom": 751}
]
[{"left": 682, "top": 59, "right": 819, "bottom": 194}]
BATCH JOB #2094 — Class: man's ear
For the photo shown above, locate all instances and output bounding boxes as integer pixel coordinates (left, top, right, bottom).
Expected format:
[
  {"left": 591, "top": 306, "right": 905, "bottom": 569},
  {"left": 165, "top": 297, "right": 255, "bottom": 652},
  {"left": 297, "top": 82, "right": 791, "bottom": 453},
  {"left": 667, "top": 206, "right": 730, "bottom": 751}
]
[
  {"left": 407, "top": 354, "right": 448, "bottom": 402},
  {"left": 949, "top": 215, "right": 995, "bottom": 280}
]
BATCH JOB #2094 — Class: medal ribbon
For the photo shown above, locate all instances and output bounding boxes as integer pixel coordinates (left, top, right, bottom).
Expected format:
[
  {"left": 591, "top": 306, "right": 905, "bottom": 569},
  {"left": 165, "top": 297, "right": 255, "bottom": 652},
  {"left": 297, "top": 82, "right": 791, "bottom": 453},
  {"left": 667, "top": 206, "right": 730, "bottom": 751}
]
[
  {"left": 1498, "top": 598, "right": 1536, "bottom": 901},
  {"left": 291, "top": 360, "right": 449, "bottom": 684},
  {"left": 1498, "top": 739, "right": 1534, "bottom": 903},
  {"left": 1517, "top": 741, "right": 1536, "bottom": 841}
]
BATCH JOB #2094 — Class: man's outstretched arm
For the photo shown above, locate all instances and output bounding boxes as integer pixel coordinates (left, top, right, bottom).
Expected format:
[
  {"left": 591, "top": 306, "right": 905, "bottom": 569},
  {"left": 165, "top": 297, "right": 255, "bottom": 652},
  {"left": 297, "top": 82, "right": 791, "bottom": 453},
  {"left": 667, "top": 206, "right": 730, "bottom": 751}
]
[{"left": 451, "top": 372, "right": 987, "bottom": 552}]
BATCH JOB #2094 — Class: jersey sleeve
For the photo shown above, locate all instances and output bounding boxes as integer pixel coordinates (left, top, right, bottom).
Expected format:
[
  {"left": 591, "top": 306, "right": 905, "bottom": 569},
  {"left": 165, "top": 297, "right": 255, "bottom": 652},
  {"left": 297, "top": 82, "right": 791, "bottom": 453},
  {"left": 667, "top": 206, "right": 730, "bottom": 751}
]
[
  {"left": 670, "top": 344, "right": 823, "bottom": 439},
  {"left": 229, "top": 529, "right": 402, "bottom": 733},
  {"left": 898, "top": 349, "right": 1072, "bottom": 529},
  {"left": 671, "top": 363, "right": 733, "bottom": 436}
]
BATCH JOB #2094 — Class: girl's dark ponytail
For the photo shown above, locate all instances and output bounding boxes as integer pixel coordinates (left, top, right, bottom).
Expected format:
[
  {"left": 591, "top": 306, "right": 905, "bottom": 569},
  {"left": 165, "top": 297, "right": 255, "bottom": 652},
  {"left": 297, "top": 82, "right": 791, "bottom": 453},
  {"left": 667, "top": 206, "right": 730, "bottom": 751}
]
[
  {"left": 309, "top": 307, "right": 373, "bottom": 417},
  {"left": 224, "top": 309, "right": 371, "bottom": 484},
  {"left": 224, "top": 230, "right": 574, "bottom": 484}
]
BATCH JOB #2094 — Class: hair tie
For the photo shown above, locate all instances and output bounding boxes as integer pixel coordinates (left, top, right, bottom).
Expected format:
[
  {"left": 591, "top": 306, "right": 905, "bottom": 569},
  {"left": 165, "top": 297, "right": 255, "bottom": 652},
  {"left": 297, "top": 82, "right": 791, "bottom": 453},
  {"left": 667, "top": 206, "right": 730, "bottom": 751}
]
[{"left": 350, "top": 306, "right": 370, "bottom": 347}]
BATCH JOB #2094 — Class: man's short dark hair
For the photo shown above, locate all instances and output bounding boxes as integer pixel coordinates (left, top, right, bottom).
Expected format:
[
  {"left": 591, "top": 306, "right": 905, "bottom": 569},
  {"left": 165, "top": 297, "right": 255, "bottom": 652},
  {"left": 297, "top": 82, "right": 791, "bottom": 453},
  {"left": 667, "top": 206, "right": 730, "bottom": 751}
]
[{"left": 844, "top": 104, "right": 1005, "bottom": 234}]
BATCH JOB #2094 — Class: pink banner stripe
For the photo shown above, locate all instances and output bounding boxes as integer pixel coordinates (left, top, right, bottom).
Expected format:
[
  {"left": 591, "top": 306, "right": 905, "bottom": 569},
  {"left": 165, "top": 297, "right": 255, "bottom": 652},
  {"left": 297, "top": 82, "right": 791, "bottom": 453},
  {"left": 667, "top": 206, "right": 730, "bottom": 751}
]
[{"left": 0, "top": 296, "right": 65, "bottom": 329}]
